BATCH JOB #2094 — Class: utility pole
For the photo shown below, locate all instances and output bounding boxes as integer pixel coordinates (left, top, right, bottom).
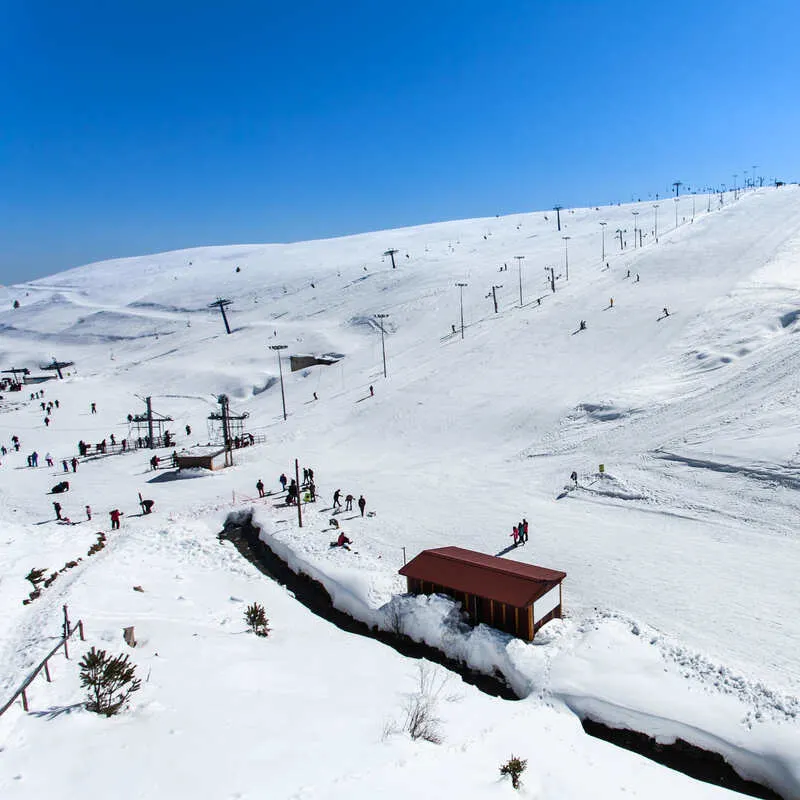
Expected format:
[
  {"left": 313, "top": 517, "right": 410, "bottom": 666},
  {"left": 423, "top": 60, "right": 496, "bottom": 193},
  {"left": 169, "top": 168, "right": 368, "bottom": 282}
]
[
  {"left": 599, "top": 221, "right": 607, "bottom": 262},
  {"left": 269, "top": 344, "right": 288, "bottom": 421},
  {"left": 672, "top": 180, "right": 683, "bottom": 197},
  {"left": 616, "top": 228, "right": 624, "bottom": 250},
  {"left": 209, "top": 298, "right": 233, "bottom": 335},
  {"left": 514, "top": 256, "right": 525, "bottom": 305},
  {"left": 674, "top": 197, "right": 679, "bottom": 229},
  {"left": 553, "top": 205, "right": 563, "bottom": 232},
  {"left": 545, "top": 267, "right": 555, "bottom": 293},
  {"left": 295, "top": 458, "right": 303, "bottom": 527},
  {"left": 562, "top": 237, "right": 571, "bottom": 281},
  {"left": 487, "top": 285, "right": 502, "bottom": 313},
  {"left": 632, "top": 211, "right": 639, "bottom": 249},
  {"left": 733, "top": 173, "right": 738, "bottom": 200},
  {"left": 455, "top": 283, "right": 468, "bottom": 338},
  {"left": 653, "top": 204, "right": 659, "bottom": 242},
  {"left": 376, "top": 313, "right": 389, "bottom": 378}
]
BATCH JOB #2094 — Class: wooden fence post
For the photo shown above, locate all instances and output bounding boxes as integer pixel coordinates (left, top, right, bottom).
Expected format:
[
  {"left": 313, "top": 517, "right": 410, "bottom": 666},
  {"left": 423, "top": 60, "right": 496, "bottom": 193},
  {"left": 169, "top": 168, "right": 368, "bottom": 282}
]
[{"left": 78, "top": 620, "right": 85, "bottom": 641}]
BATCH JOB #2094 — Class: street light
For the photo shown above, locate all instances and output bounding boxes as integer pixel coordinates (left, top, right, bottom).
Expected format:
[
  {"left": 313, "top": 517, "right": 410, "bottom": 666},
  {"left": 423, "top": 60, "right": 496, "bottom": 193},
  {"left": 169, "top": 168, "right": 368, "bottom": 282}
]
[
  {"left": 599, "top": 221, "right": 607, "bottom": 262},
  {"left": 652, "top": 204, "right": 659, "bottom": 242},
  {"left": 632, "top": 211, "right": 640, "bottom": 249},
  {"left": 376, "top": 313, "right": 389, "bottom": 378},
  {"left": 562, "top": 237, "right": 571, "bottom": 280},
  {"left": 269, "top": 344, "right": 288, "bottom": 421},
  {"left": 455, "top": 283, "right": 468, "bottom": 338}
]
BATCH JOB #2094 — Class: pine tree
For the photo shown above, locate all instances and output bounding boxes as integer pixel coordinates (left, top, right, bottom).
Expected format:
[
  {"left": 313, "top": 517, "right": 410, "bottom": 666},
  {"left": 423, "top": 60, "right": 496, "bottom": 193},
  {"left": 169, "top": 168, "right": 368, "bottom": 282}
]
[
  {"left": 79, "top": 647, "right": 141, "bottom": 716},
  {"left": 244, "top": 602, "right": 271, "bottom": 637},
  {"left": 500, "top": 755, "right": 528, "bottom": 789}
]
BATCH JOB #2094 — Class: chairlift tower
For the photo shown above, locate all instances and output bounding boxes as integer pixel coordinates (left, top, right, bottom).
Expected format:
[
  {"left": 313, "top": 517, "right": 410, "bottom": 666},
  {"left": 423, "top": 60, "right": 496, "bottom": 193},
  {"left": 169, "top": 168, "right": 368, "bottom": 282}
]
[
  {"left": 209, "top": 298, "right": 233, "bottom": 335},
  {"left": 383, "top": 249, "right": 399, "bottom": 269},
  {"left": 208, "top": 394, "right": 249, "bottom": 466},
  {"left": 41, "top": 358, "right": 74, "bottom": 380}
]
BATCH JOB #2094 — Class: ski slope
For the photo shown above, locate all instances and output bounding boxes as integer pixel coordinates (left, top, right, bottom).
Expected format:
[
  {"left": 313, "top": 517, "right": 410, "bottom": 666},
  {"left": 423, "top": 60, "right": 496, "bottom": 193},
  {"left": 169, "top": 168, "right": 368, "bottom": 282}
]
[{"left": 1, "top": 185, "right": 799, "bottom": 798}]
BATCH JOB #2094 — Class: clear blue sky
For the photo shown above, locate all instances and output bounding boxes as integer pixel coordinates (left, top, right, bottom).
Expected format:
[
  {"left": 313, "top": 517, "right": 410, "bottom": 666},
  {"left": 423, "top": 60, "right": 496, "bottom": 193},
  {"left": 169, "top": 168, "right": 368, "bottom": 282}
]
[{"left": 1, "top": 1, "right": 799, "bottom": 282}]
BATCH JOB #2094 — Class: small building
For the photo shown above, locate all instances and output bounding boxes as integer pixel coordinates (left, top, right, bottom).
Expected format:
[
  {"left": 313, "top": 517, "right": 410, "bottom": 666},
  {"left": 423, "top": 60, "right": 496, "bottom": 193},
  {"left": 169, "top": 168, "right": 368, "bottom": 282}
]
[
  {"left": 398, "top": 546, "right": 565, "bottom": 641},
  {"left": 174, "top": 446, "right": 228, "bottom": 471}
]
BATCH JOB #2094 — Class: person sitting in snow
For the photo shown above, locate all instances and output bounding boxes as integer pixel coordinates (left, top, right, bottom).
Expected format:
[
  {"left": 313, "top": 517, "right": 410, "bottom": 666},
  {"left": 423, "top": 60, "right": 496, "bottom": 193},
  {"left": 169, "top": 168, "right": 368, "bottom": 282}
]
[{"left": 334, "top": 532, "right": 352, "bottom": 550}]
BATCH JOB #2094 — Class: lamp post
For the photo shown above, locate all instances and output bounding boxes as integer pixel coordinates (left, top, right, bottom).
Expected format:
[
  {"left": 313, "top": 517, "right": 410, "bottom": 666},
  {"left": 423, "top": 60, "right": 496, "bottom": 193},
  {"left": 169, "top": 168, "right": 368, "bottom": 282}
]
[
  {"left": 562, "top": 237, "right": 571, "bottom": 280},
  {"left": 514, "top": 256, "right": 525, "bottom": 306},
  {"left": 455, "top": 283, "right": 468, "bottom": 338},
  {"left": 599, "top": 221, "right": 607, "bottom": 262},
  {"left": 376, "top": 313, "right": 389, "bottom": 378},
  {"left": 269, "top": 344, "right": 288, "bottom": 421},
  {"left": 632, "top": 211, "right": 639, "bottom": 249},
  {"left": 653, "top": 204, "right": 659, "bottom": 242}
]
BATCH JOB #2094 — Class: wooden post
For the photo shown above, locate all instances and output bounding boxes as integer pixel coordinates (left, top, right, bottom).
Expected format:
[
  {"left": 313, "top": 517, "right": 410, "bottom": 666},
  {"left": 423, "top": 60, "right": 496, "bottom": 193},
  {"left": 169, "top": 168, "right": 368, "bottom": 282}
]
[
  {"left": 78, "top": 619, "right": 85, "bottom": 641},
  {"left": 63, "top": 636, "right": 69, "bottom": 660},
  {"left": 295, "top": 458, "right": 303, "bottom": 528},
  {"left": 44, "top": 659, "right": 52, "bottom": 682},
  {"left": 21, "top": 688, "right": 28, "bottom": 712}
]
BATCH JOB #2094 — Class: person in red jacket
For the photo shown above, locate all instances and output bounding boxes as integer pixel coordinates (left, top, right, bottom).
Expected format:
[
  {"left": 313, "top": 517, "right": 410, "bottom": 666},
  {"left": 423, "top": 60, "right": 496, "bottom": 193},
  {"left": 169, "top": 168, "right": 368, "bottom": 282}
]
[
  {"left": 110, "top": 509, "right": 122, "bottom": 530},
  {"left": 336, "top": 532, "right": 352, "bottom": 550}
]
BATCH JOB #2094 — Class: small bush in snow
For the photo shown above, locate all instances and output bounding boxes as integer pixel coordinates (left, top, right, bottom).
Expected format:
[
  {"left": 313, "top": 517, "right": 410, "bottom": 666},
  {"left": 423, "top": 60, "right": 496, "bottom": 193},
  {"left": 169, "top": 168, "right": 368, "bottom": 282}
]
[
  {"left": 499, "top": 755, "right": 527, "bottom": 789},
  {"left": 245, "top": 602, "right": 271, "bottom": 637},
  {"left": 25, "top": 567, "right": 47, "bottom": 589},
  {"left": 79, "top": 647, "right": 141, "bottom": 717},
  {"left": 402, "top": 662, "right": 448, "bottom": 744}
]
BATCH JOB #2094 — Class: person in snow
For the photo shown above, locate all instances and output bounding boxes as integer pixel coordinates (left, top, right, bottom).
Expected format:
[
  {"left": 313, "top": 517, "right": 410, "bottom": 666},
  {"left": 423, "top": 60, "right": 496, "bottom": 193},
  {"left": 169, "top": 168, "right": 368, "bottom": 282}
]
[
  {"left": 86, "top": 505, "right": 92, "bottom": 521},
  {"left": 302, "top": 467, "right": 309, "bottom": 484},
  {"left": 663, "top": 307, "right": 669, "bottom": 317},
  {"left": 570, "top": 471, "right": 578, "bottom": 487},
  {"left": 110, "top": 509, "right": 122, "bottom": 530},
  {"left": 579, "top": 320, "right": 587, "bottom": 331},
  {"left": 335, "top": 532, "right": 352, "bottom": 550},
  {"left": 522, "top": 518, "right": 529, "bottom": 543},
  {"left": 369, "top": 385, "right": 374, "bottom": 397},
  {"left": 44, "top": 416, "right": 50, "bottom": 427},
  {"left": 286, "top": 479, "right": 297, "bottom": 505},
  {"left": 345, "top": 493, "right": 354, "bottom": 511},
  {"left": 358, "top": 495, "right": 366, "bottom": 517},
  {"left": 140, "top": 498, "right": 155, "bottom": 515},
  {"left": 52, "top": 480, "right": 69, "bottom": 494},
  {"left": 185, "top": 424, "right": 191, "bottom": 436},
  {"left": 313, "top": 392, "right": 318, "bottom": 401},
  {"left": 635, "top": 273, "right": 640, "bottom": 282},
  {"left": 71, "top": 457, "right": 78, "bottom": 472},
  {"left": 31, "top": 451, "right": 39, "bottom": 467},
  {"left": 61, "top": 459, "right": 69, "bottom": 472},
  {"left": 91, "top": 402, "right": 97, "bottom": 414},
  {"left": 308, "top": 468, "right": 314, "bottom": 483},
  {"left": 609, "top": 297, "right": 614, "bottom": 308},
  {"left": 54, "top": 399, "right": 59, "bottom": 409},
  {"left": 53, "top": 501, "right": 62, "bottom": 521},
  {"left": 46, "top": 453, "right": 54, "bottom": 467},
  {"left": 279, "top": 473, "right": 287, "bottom": 491},
  {"left": 626, "top": 269, "right": 631, "bottom": 278},
  {"left": 511, "top": 526, "right": 519, "bottom": 546},
  {"left": 333, "top": 489, "right": 342, "bottom": 509},
  {"left": 256, "top": 479, "right": 265, "bottom": 498}
]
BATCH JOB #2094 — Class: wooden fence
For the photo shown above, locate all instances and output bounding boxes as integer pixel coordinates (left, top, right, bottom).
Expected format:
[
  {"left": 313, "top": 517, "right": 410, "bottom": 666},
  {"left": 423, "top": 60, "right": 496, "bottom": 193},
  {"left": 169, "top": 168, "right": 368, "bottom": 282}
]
[{"left": 0, "top": 605, "right": 85, "bottom": 717}]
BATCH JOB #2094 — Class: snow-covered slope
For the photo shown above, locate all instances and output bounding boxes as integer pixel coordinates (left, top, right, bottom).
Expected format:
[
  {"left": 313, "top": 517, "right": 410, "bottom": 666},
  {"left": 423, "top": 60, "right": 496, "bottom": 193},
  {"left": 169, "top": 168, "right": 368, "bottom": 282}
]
[{"left": 1, "top": 185, "right": 799, "bottom": 798}]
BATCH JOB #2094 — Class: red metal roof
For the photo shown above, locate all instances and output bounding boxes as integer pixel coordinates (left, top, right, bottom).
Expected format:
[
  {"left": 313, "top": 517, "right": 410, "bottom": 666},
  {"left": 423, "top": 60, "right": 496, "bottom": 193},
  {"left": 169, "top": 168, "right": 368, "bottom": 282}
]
[{"left": 399, "top": 546, "right": 566, "bottom": 608}]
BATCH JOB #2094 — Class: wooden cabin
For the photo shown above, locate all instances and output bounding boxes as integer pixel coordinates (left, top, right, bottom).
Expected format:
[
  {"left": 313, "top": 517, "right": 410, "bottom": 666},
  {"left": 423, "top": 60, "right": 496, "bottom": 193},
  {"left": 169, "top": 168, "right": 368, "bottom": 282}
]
[
  {"left": 174, "top": 446, "right": 228, "bottom": 471},
  {"left": 399, "top": 546, "right": 565, "bottom": 641}
]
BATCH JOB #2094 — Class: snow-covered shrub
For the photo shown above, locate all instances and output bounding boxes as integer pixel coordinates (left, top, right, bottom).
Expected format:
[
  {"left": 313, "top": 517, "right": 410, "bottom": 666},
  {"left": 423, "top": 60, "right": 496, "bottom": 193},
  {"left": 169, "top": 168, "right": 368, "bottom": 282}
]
[
  {"left": 499, "top": 755, "right": 527, "bottom": 789},
  {"left": 79, "top": 647, "right": 141, "bottom": 717},
  {"left": 244, "top": 602, "right": 271, "bottom": 637}
]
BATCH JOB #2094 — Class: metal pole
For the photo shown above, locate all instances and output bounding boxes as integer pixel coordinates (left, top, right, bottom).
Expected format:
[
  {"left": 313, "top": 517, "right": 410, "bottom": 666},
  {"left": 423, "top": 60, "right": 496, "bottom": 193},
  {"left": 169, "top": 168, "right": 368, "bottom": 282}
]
[
  {"left": 146, "top": 396, "right": 154, "bottom": 449},
  {"left": 515, "top": 256, "right": 524, "bottom": 305},
  {"left": 295, "top": 458, "right": 303, "bottom": 528},
  {"left": 562, "top": 238, "right": 570, "bottom": 281},
  {"left": 456, "top": 283, "right": 468, "bottom": 338},
  {"left": 270, "top": 345, "right": 288, "bottom": 421},
  {"left": 653, "top": 204, "right": 659, "bottom": 242},
  {"left": 632, "top": 211, "right": 639, "bottom": 249},
  {"left": 376, "top": 313, "right": 389, "bottom": 378},
  {"left": 219, "top": 303, "right": 231, "bottom": 335},
  {"left": 600, "top": 222, "right": 607, "bottom": 262}
]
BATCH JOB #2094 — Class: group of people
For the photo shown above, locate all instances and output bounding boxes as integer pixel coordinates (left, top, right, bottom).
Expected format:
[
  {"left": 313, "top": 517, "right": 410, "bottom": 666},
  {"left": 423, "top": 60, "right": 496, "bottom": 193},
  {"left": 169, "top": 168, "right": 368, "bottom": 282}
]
[
  {"left": 511, "top": 518, "right": 529, "bottom": 547},
  {"left": 333, "top": 488, "right": 367, "bottom": 517}
]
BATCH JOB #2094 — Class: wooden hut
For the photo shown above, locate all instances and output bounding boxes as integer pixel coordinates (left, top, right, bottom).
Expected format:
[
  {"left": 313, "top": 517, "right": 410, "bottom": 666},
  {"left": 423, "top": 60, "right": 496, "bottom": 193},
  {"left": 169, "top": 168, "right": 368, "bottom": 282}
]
[
  {"left": 174, "top": 446, "right": 227, "bottom": 471},
  {"left": 399, "top": 546, "right": 565, "bottom": 641}
]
